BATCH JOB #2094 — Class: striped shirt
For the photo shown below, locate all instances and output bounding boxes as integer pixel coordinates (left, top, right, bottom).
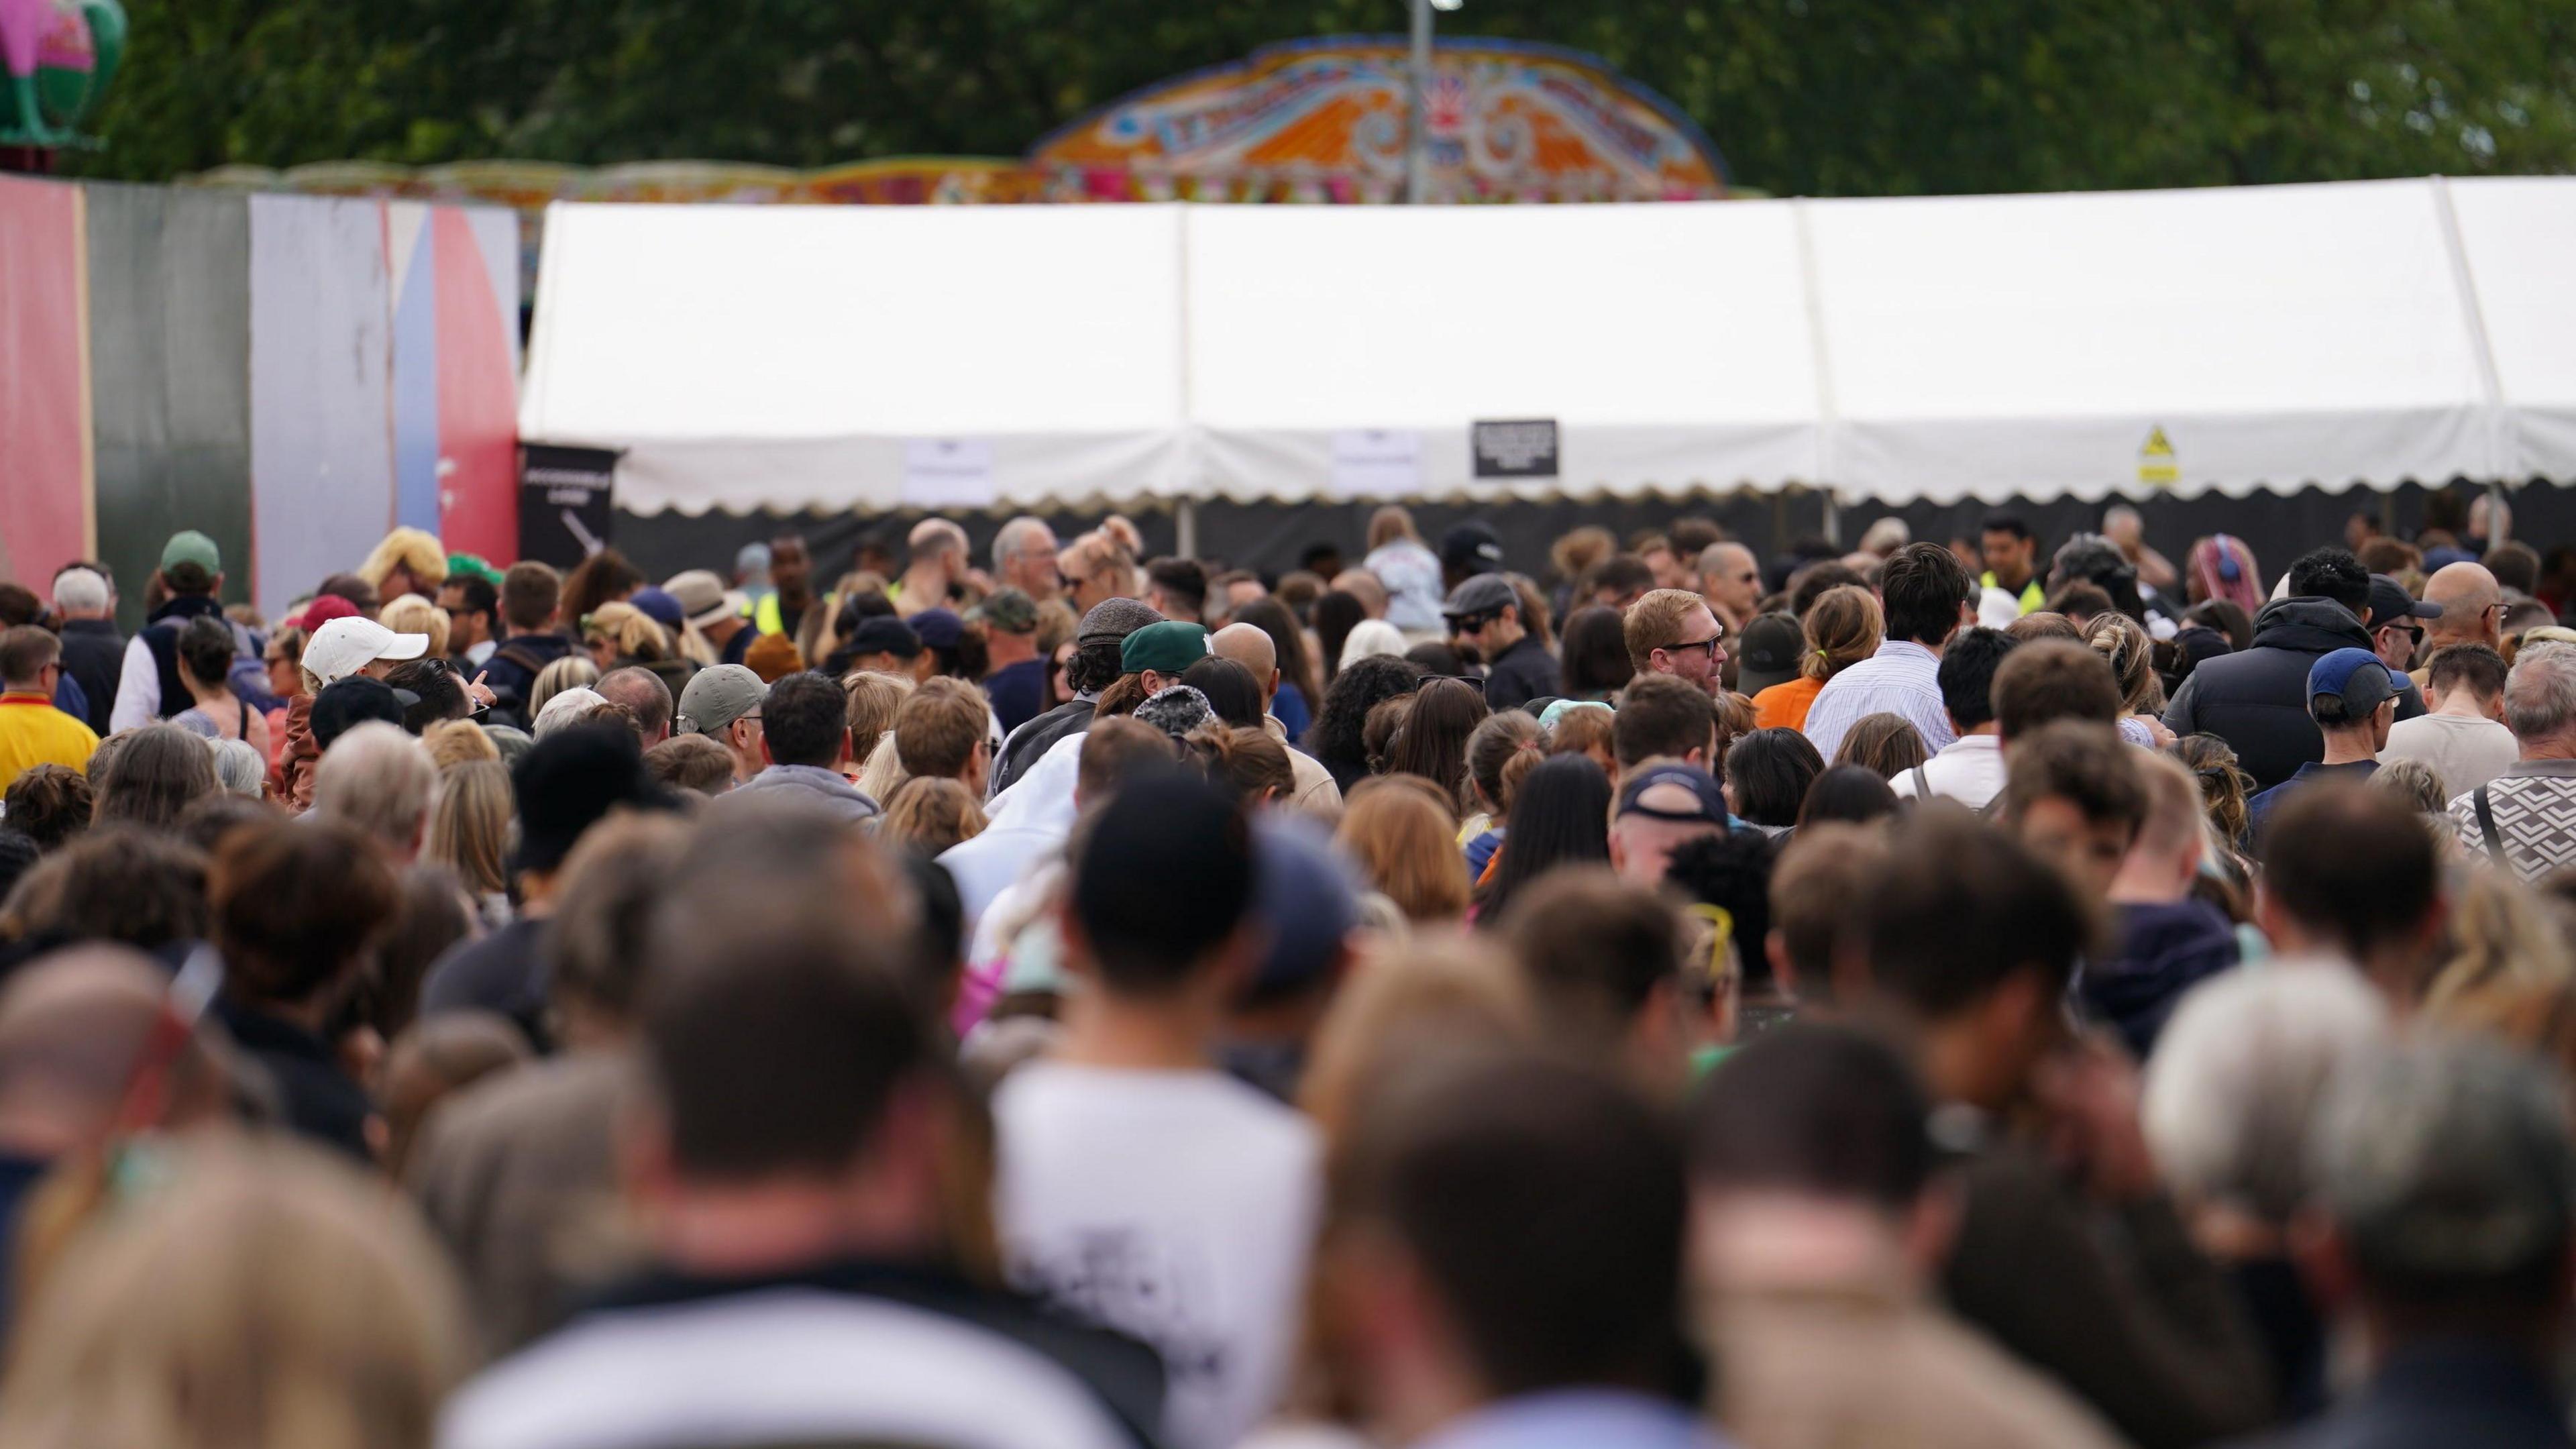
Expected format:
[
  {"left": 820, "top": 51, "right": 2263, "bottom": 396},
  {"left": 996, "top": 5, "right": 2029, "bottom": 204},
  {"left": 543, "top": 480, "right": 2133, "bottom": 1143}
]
[{"left": 1799, "top": 641, "right": 1956, "bottom": 764}]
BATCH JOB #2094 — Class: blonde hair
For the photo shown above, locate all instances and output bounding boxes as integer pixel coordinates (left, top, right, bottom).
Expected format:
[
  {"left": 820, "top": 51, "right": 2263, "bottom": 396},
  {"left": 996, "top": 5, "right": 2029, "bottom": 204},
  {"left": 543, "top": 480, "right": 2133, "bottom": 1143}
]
[
  {"left": 879, "top": 776, "right": 989, "bottom": 857},
  {"left": 580, "top": 602, "right": 670, "bottom": 663},
  {"left": 421, "top": 718, "right": 498, "bottom": 772},
  {"left": 0, "top": 1135, "right": 468, "bottom": 1449},
  {"left": 1366, "top": 505, "right": 1421, "bottom": 551},
  {"left": 527, "top": 656, "right": 599, "bottom": 718},
  {"left": 854, "top": 729, "right": 908, "bottom": 806},
  {"left": 425, "top": 760, "right": 511, "bottom": 897},
  {"left": 1550, "top": 527, "right": 1615, "bottom": 590},
  {"left": 2424, "top": 866, "right": 2576, "bottom": 1016},
  {"left": 842, "top": 670, "right": 916, "bottom": 762},
  {"left": 376, "top": 594, "right": 450, "bottom": 661},
  {"left": 2086, "top": 610, "right": 2165, "bottom": 716},
  {"left": 356, "top": 527, "right": 447, "bottom": 594},
  {"left": 1800, "top": 586, "right": 1884, "bottom": 682},
  {"left": 1336, "top": 777, "right": 1470, "bottom": 925}
]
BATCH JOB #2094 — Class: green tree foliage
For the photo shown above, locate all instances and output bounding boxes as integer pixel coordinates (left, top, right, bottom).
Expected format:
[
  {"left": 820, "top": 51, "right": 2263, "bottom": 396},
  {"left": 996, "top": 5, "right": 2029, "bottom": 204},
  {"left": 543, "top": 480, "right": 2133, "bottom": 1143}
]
[{"left": 70, "top": 0, "right": 2576, "bottom": 193}]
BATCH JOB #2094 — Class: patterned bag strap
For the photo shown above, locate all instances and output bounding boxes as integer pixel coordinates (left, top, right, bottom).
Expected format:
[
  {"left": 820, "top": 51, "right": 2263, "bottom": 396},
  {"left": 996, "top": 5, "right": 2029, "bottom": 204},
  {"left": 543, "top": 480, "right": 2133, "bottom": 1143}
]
[{"left": 2474, "top": 783, "right": 2511, "bottom": 868}]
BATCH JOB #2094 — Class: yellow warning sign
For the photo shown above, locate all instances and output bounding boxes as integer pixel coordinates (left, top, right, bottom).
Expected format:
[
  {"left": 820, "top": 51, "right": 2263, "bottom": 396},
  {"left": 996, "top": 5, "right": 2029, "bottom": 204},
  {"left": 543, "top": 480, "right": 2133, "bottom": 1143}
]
[{"left": 2138, "top": 426, "right": 2178, "bottom": 487}]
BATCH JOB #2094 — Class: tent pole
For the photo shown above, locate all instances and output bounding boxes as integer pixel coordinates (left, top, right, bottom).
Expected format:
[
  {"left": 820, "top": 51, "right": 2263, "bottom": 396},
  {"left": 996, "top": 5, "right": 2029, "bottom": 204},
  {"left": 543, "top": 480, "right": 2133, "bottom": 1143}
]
[
  {"left": 1819, "top": 490, "right": 1839, "bottom": 548},
  {"left": 1176, "top": 496, "right": 1199, "bottom": 559}
]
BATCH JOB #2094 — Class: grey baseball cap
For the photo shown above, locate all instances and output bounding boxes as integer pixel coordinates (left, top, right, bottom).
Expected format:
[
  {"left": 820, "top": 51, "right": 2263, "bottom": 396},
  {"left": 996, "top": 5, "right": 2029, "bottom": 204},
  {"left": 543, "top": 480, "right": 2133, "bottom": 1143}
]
[
  {"left": 675, "top": 664, "right": 764, "bottom": 736},
  {"left": 1077, "top": 596, "right": 1164, "bottom": 643}
]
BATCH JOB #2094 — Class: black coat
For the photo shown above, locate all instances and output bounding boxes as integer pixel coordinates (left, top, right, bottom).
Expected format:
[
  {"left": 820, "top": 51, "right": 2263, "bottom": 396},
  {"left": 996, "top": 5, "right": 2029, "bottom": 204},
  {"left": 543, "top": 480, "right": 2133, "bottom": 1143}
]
[
  {"left": 2161, "top": 598, "right": 2424, "bottom": 793},
  {"left": 54, "top": 618, "right": 123, "bottom": 735},
  {"left": 991, "top": 699, "right": 1094, "bottom": 796}
]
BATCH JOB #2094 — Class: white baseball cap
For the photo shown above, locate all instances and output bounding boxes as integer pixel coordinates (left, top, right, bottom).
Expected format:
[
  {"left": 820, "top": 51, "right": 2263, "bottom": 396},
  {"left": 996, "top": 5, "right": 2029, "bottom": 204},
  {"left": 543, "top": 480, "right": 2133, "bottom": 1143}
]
[{"left": 304, "top": 616, "right": 430, "bottom": 686}]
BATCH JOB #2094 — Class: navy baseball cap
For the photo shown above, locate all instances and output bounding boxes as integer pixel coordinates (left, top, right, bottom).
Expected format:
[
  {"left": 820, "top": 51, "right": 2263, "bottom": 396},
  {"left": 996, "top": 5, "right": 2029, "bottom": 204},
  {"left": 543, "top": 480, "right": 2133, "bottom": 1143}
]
[
  {"left": 2365, "top": 575, "right": 2443, "bottom": 633},
  {"left": 2309, "top": 647, "right": 2396, "bottom": 716},
  {"left": 1615, "top": 763, "right": 1730, "bottom": 826}
]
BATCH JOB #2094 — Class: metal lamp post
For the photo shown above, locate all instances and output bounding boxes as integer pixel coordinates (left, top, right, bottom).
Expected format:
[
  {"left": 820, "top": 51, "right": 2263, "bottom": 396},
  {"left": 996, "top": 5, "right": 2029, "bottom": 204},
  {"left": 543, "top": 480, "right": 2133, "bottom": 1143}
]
[{"left": 1406, "top": 0, "right": 1462, "bottom": 203}]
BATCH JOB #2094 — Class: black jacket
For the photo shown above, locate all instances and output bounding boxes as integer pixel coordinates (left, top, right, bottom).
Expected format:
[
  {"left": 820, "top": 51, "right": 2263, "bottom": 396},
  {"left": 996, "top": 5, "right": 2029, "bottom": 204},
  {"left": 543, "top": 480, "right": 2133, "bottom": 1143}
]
[
  {"left": 993, "top": 699, "right": 1094, "bottom": 796},
  {"left": 1484, "top": 634, "right": 1561, "bottom": 714},
  {"left": 2161, "top": 598, "right": 2424, "bottom": 792},
  {"left": 480, "top": 631, "right": 576, "bottom": 731},
  {"left": 54, "top": 617, "right": 123, "bottom": 734}
]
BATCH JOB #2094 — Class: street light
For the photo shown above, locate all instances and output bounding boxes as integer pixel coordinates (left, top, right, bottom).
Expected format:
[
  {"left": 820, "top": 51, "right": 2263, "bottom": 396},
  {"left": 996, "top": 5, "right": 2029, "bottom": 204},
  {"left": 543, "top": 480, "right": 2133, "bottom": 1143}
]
[{"left": 1406, "top": 0, "right": 1462, "bottom": 204}]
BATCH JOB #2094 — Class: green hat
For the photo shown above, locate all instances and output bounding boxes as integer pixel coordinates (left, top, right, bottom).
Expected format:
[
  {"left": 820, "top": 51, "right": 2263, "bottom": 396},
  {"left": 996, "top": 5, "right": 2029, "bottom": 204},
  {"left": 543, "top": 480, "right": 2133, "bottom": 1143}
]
[
  {"left": 160, "top": 530, "right": 221, "bottom": 574},
  {"left": 446, "top": 552, "right": 504, "bottom": 586},
  {"left": 973, "top": 587, "right": 1040, "bottom": 635},
  {"left": 1120, "top": 621, "right": 1210, "bottom": 676}
]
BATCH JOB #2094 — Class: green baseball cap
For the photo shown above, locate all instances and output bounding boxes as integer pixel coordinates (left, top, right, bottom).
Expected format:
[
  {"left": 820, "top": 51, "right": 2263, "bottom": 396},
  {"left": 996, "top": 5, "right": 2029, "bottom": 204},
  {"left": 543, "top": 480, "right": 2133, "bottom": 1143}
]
[
  {"left": 446, "top": 552, "right": 505, "bottom": 586},
  {"left": 974, "top": 587, "right": 1039, "bottom": 635},
  {"left": 160, "top": 530, "right": 221, "bottom": 574},
  {"left": 1120, "top": 621, "right": 1210, "bottom": 676}
]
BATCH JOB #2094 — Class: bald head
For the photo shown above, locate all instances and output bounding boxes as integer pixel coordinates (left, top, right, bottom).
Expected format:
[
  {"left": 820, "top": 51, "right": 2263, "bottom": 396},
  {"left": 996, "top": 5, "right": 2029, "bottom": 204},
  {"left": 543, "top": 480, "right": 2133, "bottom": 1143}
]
[
  {"left": 596, "top": 665, "right": 674, "bottom": 745},
  {"left": 2424, "top": 562, "right": 2502, "bottom": 647},
  {"left": 908, "top": 518, "right": 967, "bottom": 559},
  {"left": 0, "top": 946, "right": 219, "bottom": 1154},
  {"left": 1210, "top": 623, "right": 1279, "bottom": 706}
]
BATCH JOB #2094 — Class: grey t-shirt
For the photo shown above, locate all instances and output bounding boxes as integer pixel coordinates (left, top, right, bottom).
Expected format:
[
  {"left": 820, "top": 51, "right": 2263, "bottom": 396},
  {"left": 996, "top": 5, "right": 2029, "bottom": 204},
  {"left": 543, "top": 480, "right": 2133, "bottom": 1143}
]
[{"left": 2381, "top": 711, "right": 2519, "bottom": 798}]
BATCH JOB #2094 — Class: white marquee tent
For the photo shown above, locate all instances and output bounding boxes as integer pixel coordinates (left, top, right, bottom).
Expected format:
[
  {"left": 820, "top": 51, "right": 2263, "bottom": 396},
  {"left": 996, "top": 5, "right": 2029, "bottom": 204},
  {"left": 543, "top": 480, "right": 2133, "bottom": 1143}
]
[{"left": 518, "top": 176, "right": 2576, "bottom": 518}]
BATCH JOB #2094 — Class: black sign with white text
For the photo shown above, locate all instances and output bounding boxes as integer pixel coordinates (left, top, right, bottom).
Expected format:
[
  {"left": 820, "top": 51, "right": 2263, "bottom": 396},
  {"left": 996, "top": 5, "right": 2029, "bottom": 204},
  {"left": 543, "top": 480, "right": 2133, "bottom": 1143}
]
[
  {"left": 518, "top": 445, "right": 619, "bottom": 568},
  {"left": 1471, "top": 419, "right": 1560, "bottom": 479}
]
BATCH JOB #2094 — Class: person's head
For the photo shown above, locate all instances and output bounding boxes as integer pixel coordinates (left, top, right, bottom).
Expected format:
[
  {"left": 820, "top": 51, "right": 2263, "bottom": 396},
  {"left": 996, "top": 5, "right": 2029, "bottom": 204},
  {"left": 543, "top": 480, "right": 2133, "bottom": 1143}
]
[
  {"left": 1697, "top": 541, "right": 1762, "bottom": 619},
  {"left": 557, "top": 549, "right": 645, "bottom": 637},
  {"left": 1067, "top": 770, "right": 1258, "bottom": 1002},
  {"left": 1688, "top": 1024, "right": 1944, "bottom": 1279},
  {"left": 1337, "top": 777, "right": 1472, "bottom": 925},
  {"left": 378, "top": 659, "right": 466, "bottom": 736},
  {"left": 1555, "top": 606, "right": 1631, "bottom": 699},
  {"left": 2424, "top": 641, "right": 2509, "bottom": 718},
  {"left": 1464, "top": 710, "right": 1541, "bottom": 816},
  {"left": 0, "top": 945, "right": 223, "bottom": 1161},
  {"left": 1879, "top": 543, "right": 1974, "bottom": 650},
  {"left": 1311, "top": 655, "right": 1421, "bottom": 773},
  {"left": 879, "top": 776, "right": 989, "bottom": 858},
  {"left": 378, "top": 594, "right": 451, "bottom": 665},
  {"left": 311, "top": 722, "right": 439, "bottom": 861},
  {"left": 168, "top": 616, "right": 235, "bottom": 698},
  {"left": 2485, "top": 538, "right": 2541, "bottom": 595},
  {"left": 1612, "top": 674, "right": 1718, "bottom": 775},
  {"left": 1187, "top": 722, "right": 1297, "bottom": 808},
  {"left": 594, "top": 666, "right": 674, "bottom": 747},
  {"left": 639, "top": 733, "right": 733, "bottom": 797},
  {"left": 1503, "top": 868, "right": 1693, "bottom": 1088},
  {"left": 1623, "top": 588, "right": 1726, "bottom": 696},
  {"left": 424, "top": 758, "right": 512, "bottom": 899},
  {"left": 1065, "top": 715, "right": 1167, "bottom": 812},
  {"left": 437, "top": 572, "right": 499, "bottom": 653},
  {"left": 2084, "top": 610, "right": 2163, "bottom": 716},
  {"left": 763, "top": 533, "right": 812, "bottom": 597},
  {"left": 2504, "top": 642, "right": 2576, "bottom": 755},
  {"left": 1179, "top": 654, "right": 1265, "bottom": 730},
  {"left": 2423, "top": 561, "right": 2504, "bottom": 647},
  {"left": 838, "top": 669, "right": 914, "bottom": 765},
  {"left": 1234, "top": 598, "right": 1318, "bottom": 711},
  {"left": 1144, "top": 557, "right": 1208, "bottom": 622},
  {"left": 498, "top": 560, "right": 561, "bottom": 637},
  {"left": 48, "top": 566, "right": 110, "bottom": 622},
  {"left": 1995, "top": 721, "right": 2146, "bottom": 901},
  {"left": 1722, "top": 728, "right": 1823, "bottom": 829},
  {"left": 1321, "top": 1051, "right": 1686, "bottom": 1435},
  {"left": 757, "top": 671, "right": 852, "bottom": 771},
  {"left": 1057, "top": 525, "right": 1140, "bottom": 614},
  {"left": 991, "top": 516, "right": 1062, "bottom": 599},
  {"left": 1438, "top": 574, "right": 1523, "bottom": 661},
  {"left": 156, "top": 531, "right": 223, "bottom": 599},
  {"left": 356, "top": 527, "right": 447, "bottom": 602},
  {"left": 1609, "top": 763, "right": 1729, "bottom": 887},
  {"left": 303, "top": 616, "right": 431, "bottom": 692},
  {"left": 1478, "top": 753, "right": 1614, "bottom": 922},
  {"left": 1855, "top": 811, "right": 2093, "bottom": 1108},
  {"left": 2114, "top": 747, "right": 2216, "bottom": 903},
  {"left": 1831, "top": 713, "right": 1929, "bottom": 780},
  {"left": 1383, "top": 676, "right": 1489, "bottom": 812},
  {"left": 213, "top": 815, "right": 400, "bottom": 1011},
  {"left": 2142, "top": 962, "right": 2388, "bottom": 1234},
  {"left": 2257, "top": 781, "right": 2443, "bottom": 981},
  {"left": 1990, "top": 638, "right": 2122, "bottom": 743},
  {"left": 0, "top": 1136, "right": 468, "bottom": 1449},
  {"left": 1797, "top": 764, "right": 1900, "bottom": 828},
  {"left": 3, "top": 765, "right": 91, "bottom": 853},
  {"left": 2169, "top": 733, "right": 2253, "bottom": 849},
  {"left": 1206, "top": 619, "right": 1279, "bottom": 703},
  {"left": 1979, "top": 515, "right": 2038, "bottom": 587},
  {"left": 92, "top": 724, "right": 218, "bottom": 830},
  {"left": 2308, "top": 647, "right": 2399, "bottom": 754},
  {"left": 2308, "top": 1036, "right": 2576, "bottom": 1350},
  {"left": 1786, "top": 561, "right": 1864, "bottom": 619},
  {"left": 1587, "top": 554, "right": 1656, "bottom": 612},
  {"left": 0, "top": 625, "right": 60, "bottom": 694},
  {"left": 1763, "top": 822, "right": 1886, "bottom": 1006},
  {"left": 1788, "top": 586, "right": 1879, "bottom": 688},
  {"left": 2286, "top": 545, "right": 2372, "bottom": 620},
  {"left": 676, "top": 663, "right": 767, "bottom": 780},
  {"left": 0, "top": 826, "right": 209, "bottom": 957},
  {"left": 891, "top": 676, "right": 989, "bottom": 792}
]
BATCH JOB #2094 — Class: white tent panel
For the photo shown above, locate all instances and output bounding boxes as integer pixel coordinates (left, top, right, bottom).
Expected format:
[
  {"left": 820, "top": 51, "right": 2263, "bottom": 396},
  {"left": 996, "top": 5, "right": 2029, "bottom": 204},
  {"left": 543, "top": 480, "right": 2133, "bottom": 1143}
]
[
  {"left": 1807, "top": 180, "right": 2498, "bottom": 505},
  {"left": 521, "top": 202, "right": 1190, "bottom": 515},
  {"left": 2447, "top": 176, "right": 2576, "bottom": 482},
  {"left": 1183, "top": 203, "right": 1823, "bottom": 502}
]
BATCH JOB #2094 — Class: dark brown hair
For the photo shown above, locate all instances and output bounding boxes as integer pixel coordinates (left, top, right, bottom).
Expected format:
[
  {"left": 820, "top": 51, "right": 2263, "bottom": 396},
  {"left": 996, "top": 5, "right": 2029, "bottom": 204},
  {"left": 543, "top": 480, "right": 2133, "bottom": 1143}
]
[
  {"left": 1996, "top": 720, "right": 2149, "bottom": 835},
  {"left": 1991, "top": 639, "right": 2121, "bottom": 740},
  {"left": 1832, "top": 712, "right": 1929, "bottom": 778},
  {"left": 212, "top": 817, "right": 399, "bottom": 1006},
  {"left": 1613, "top": 675, "right": 1717, "bottom": 770},
  {"left": 3, "top": 765, "right": 91, "bottom": 851},
  {"left": 1860, "top": 810, "right": 2094, "bottom": 1016}
]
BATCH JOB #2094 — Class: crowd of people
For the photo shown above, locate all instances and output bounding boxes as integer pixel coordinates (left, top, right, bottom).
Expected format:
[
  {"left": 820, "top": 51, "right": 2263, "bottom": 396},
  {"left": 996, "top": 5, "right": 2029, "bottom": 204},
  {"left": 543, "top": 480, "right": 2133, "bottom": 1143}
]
[{"left": 0, "top": 488, "right": 2572, "bottom": 1448}]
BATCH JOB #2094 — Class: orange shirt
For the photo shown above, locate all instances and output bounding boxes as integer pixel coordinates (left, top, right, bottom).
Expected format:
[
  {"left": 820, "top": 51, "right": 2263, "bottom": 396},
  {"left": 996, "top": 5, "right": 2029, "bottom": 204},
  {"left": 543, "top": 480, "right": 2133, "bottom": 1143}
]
[
  {"left": 0, "top": 691, "right": 99, "bottom": 786},
  {"left": 1751, "top": 677, "right": 1824, "bottom": 733}
]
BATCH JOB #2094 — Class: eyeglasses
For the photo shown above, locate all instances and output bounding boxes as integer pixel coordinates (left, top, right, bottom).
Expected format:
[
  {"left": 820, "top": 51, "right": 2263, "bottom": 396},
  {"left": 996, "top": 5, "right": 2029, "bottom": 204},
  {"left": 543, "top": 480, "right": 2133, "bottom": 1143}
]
[{"left": 1665, "top": 635, "right": 1724, "bottom": 662}]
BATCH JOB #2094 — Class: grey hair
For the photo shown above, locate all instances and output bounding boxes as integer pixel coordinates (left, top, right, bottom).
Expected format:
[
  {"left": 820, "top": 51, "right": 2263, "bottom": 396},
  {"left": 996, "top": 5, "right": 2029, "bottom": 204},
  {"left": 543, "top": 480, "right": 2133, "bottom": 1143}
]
[
  {"left": 992, "top": 516, "right": 1053, "bottom": 572},
  {"left": 205, "top": 737, "right": 266, "bottom": 798},
  {"left": 311, "top": 720, "right": 440, "bottom": 854},
  {"left": 2312, "top": 1034, "right": 2576, "bottom": 1294},
  {"left": 2503, "top": 641, "right": 2576, "bottom": 742},
  {"left": 49, "top": 568, "right": 108, "bottom": 615},
  {"left": 2142, "top": 965, "right": 2389, "bottom": 1224}
]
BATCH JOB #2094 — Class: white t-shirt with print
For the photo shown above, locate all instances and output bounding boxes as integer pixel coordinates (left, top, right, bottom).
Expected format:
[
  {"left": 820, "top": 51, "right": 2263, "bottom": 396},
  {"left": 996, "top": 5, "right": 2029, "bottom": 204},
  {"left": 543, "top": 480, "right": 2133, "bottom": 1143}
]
[{"left": 993, "top": 1061, "right": 1323, "bottom": 1449}]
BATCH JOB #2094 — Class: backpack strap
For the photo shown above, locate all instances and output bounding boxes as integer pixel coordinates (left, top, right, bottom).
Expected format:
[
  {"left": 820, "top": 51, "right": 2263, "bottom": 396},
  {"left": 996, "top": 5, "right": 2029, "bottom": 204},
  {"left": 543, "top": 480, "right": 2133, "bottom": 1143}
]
[
  {"left": 492, "top": 642, "right": 551, "bottom": 681},
  {"left": 1908, "top": 763, "right": 1933, "bottom": 803},
  {"left": 2474, "top": 783, "right": 2511, "bottom": 868}
]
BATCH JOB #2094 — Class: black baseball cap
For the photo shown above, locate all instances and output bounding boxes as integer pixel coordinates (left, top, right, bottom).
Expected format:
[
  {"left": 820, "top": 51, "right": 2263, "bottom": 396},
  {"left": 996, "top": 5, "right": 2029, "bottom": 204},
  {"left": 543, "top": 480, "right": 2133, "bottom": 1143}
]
[
  {"left": 845, "top": 615, "right": 922, "bottom": 659},
  {"left": 2365, "top": 575, "right": 2443, "bottom": 633},
  {"left": 1440, "top": 522, "right": 1505, "bottom": 576},
  {"left": 1733, "top": 613, "right": 1805, "bottom": 696},
  {"left": 309, "top": 676, "right": 409, "bottom": 751}
]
